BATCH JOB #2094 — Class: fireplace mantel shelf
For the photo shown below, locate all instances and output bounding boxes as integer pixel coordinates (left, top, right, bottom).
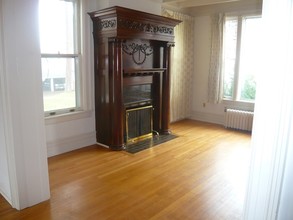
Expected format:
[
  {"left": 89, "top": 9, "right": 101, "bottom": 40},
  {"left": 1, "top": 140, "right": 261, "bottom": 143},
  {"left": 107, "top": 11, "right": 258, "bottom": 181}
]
[{"left": 123, "top": 68, "right": 166, "bottom": 77}]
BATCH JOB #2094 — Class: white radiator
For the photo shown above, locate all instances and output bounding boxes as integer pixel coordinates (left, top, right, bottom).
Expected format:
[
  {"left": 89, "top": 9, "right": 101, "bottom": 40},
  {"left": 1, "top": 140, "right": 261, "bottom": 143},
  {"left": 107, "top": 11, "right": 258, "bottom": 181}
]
[{"left": 225, "top": 109, "right": 254, "bottom": 131}]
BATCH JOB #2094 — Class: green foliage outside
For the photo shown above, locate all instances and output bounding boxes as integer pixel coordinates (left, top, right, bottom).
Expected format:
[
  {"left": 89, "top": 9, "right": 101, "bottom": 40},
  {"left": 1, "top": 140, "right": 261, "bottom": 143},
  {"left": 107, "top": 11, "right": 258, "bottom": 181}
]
[
  {"left": 223, "top": 74, "right": 256, "bottom": 101},
  {"left": 223, "top": 76, "right": 234, "bottom": 98},
  {"left": 240, "top": 75, "right": 256, "bottom": 101}
]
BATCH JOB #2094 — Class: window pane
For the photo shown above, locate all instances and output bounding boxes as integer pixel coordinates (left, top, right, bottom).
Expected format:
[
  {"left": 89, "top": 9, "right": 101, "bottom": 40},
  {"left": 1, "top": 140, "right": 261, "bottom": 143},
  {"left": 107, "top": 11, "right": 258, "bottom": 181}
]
[
  {"left": 238, "top": 17, "right": 262, "bottom": 101},
  {"left": 222, "top": 18, "right": 238, "bottom": 99},
  {"left": 39, "top": 0, "right": 76, "bottom": 54},
  {"left": 42, "top": 58, "right": 76, "bottom": 112}
]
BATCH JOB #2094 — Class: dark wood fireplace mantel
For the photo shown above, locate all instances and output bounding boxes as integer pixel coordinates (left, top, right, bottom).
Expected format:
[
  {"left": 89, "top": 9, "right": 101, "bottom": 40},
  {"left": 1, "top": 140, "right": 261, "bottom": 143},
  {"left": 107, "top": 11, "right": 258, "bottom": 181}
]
[{"left": 89, "top": 6, "right": 181, "bottom": 150}]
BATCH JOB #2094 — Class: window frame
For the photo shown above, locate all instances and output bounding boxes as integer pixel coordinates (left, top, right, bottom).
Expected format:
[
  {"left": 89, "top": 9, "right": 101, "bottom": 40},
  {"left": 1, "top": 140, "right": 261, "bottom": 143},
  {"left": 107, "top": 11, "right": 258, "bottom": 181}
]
[
  {"left": 39, "top": 0, "right": 82, "bottom": 117},
  {"left": 222, "top": 14, "right": 261, "bottom": 103}
]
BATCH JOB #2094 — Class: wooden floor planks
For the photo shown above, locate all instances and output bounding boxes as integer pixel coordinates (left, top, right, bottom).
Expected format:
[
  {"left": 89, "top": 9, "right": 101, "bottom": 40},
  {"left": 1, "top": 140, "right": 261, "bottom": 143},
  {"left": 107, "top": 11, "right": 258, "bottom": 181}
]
[{"left": 0, "top": 120, "right": 251, "bottom": 220}]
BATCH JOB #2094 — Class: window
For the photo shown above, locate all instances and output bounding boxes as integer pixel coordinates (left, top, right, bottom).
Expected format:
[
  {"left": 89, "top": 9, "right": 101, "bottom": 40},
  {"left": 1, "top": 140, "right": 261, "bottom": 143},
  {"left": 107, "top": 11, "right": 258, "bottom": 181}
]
[
  {"left": 39, "top": 0, "right": 81, "bottom": 115},
  {"left": 222, "top": 15, "right": 262, "bottom": 102}
]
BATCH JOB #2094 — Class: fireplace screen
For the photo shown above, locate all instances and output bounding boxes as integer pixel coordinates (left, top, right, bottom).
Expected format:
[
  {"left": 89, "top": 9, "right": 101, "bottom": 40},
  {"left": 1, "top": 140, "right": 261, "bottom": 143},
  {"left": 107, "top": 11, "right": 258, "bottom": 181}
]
[{"left": 126, "top": 105, "right": 153, "bottom": 142}]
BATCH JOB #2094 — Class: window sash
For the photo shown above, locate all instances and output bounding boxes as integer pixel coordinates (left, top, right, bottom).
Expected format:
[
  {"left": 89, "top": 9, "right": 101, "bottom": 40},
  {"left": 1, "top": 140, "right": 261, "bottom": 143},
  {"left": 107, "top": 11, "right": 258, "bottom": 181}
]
[
  {"left": 39, "top": 0, "right": 80, "bottom": 55},
  {"left": 39, "top": 0, "right": 81, "bottom": 116},
  {"left": 222, "top": 15, "right": 260, "bottom": 103},
  {"left": 238, "top": 16, "right": 261, "bottom": 102},
  {"left": 41, "top": 56, "right": 81, "bottom": 116},
  {"left": 222, "top": 17, "right": 238, "bottom": 100},
  {"left": 41, "top": 54, "right": 79, "bottom": 58}
]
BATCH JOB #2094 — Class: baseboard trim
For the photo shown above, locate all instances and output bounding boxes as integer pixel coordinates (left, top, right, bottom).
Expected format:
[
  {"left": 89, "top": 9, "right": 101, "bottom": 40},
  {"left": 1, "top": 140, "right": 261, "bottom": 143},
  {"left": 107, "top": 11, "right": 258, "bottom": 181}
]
[
  {"left": 189, "top": 111, "right": 224, "bottom": 125},
  {"left": 96, "top": 142, "right": 109, "bottom": 149},
  {"left": 47, "top": 132, "right": 96, "bottom": 157}
]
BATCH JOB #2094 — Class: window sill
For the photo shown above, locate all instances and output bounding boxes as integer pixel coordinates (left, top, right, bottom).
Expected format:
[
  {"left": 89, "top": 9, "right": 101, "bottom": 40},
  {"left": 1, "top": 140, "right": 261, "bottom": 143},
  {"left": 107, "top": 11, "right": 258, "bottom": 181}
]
[
  {"left": 222, "top": 99, "right": 255, "bottom": 111},
  {"left": 45, "top": 110, "right": 93, "bottom": 125}
]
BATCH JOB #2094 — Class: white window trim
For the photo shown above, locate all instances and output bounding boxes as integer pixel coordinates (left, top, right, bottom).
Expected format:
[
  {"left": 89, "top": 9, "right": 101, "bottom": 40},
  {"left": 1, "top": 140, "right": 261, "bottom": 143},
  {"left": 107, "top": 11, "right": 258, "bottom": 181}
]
[
  {"left": 44, "top": 110, "right": 93, "bottom": 125},
  {"left": 43, "top": 0, "right": 95, "bottom": 123},
  {"left": 223, "top": 99, "right": 255, "bottom": 112},
  {"left": 40, "top": 0, "right": 85, "bottom": 117}
]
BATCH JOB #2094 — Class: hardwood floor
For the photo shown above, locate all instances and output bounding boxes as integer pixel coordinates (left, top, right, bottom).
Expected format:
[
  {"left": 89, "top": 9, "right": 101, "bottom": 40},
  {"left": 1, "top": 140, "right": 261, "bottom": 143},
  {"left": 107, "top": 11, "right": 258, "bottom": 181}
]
[{"left": 0, "top": 120, "right": 251, "bottom": 220}]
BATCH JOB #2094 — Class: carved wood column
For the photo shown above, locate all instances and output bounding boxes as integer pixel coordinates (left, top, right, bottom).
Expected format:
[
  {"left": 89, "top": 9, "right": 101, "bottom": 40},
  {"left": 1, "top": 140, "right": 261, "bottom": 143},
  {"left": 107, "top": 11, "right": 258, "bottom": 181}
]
[
  {"left": 152, "top": 72, "right": 162, "bottom": 133},
  {"left": 161, "top": 42, "right": 174, "bottom": 134},
  {"left": 108, "top": 38, "right": 125, "bottom": 150}
]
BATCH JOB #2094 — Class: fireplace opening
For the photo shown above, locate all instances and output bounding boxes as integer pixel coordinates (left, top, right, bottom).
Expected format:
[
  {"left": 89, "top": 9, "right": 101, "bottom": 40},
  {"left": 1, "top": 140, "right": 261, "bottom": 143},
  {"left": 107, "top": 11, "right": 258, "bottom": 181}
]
[
  {"left": 126, "top": 105, "right": 153, "bottom": 142},
  {"left": 124, "top": 83, "right": 153, "bottom": 142}
]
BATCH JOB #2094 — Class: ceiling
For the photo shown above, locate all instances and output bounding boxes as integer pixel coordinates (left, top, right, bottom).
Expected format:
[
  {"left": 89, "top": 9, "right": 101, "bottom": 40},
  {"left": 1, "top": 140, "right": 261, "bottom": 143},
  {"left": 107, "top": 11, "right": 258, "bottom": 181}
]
[
  {"left": 162, "top": 0, "right": 262, "bottom": 15},
  {"left": 162, "top": 0, "right": 241, "bottom": 8}
]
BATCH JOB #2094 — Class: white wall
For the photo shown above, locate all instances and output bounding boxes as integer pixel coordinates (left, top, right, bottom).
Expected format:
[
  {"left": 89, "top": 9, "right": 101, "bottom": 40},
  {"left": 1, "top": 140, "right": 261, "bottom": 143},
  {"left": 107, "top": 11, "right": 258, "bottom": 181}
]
[
  {"left": 0, "top": 89, "right": 11, "bottom": 203},
  {"left": 243, "top": 0, "right": 293, "bottom": 218},
  {"left": 191, "top": 15, "right": 226, "bottom": 125},
  {"left": 1, "top": 0, "right": 50, "bottom": 209},
  {"left": 0, "top": 1, "right": 11, "bottom": 200},
  {"left": 278, "top": 127, "right": 293, "bottom": 219},
  {"left": 91, "top": 0, "right": 162, "bottom": 14},
  {"left": 45, "top": 113, "right": 96, "bottom": 157}
]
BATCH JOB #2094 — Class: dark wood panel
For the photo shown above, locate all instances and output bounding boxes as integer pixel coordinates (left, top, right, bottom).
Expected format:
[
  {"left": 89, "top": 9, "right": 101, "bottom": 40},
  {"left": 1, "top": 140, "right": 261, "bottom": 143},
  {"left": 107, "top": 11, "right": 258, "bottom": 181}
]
[
  {"left": 108, "top": 39, "right": 125, "bottom": 150},
  {"left": 123, "top": 75, "right": 153, "bottom": 86},
  {"left": 161, "top": 44, "right": 173, "bottom": 134}
]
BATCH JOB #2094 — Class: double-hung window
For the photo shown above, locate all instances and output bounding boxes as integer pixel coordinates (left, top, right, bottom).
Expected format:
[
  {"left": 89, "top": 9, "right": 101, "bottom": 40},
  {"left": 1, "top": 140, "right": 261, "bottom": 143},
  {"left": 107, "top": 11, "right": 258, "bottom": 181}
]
[
  {"left": 39, "top": 0, "right": 81, "bottom": 116},
  {"left": 222, "top": 15, "right": 262, "bottom": 102}
]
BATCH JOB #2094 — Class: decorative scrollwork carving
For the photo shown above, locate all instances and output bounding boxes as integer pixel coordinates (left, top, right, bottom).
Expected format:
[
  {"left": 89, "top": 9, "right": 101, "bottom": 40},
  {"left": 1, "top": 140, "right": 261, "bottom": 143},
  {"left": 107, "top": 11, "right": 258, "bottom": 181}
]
[
  {"left": 97, "top": 19, "right": 117, "bottom": 30},
  {"left": 167, "top": 42, "right": 175, "bottom": 47},
  {"left": 122, "top": 42, "right": 153, "bottom": 65},
  {"left": 118, "top": 18, "right": 174, "bottom": 35},
  {"left": 96, "top": 18, "right": 174, "bottom": 35}
]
